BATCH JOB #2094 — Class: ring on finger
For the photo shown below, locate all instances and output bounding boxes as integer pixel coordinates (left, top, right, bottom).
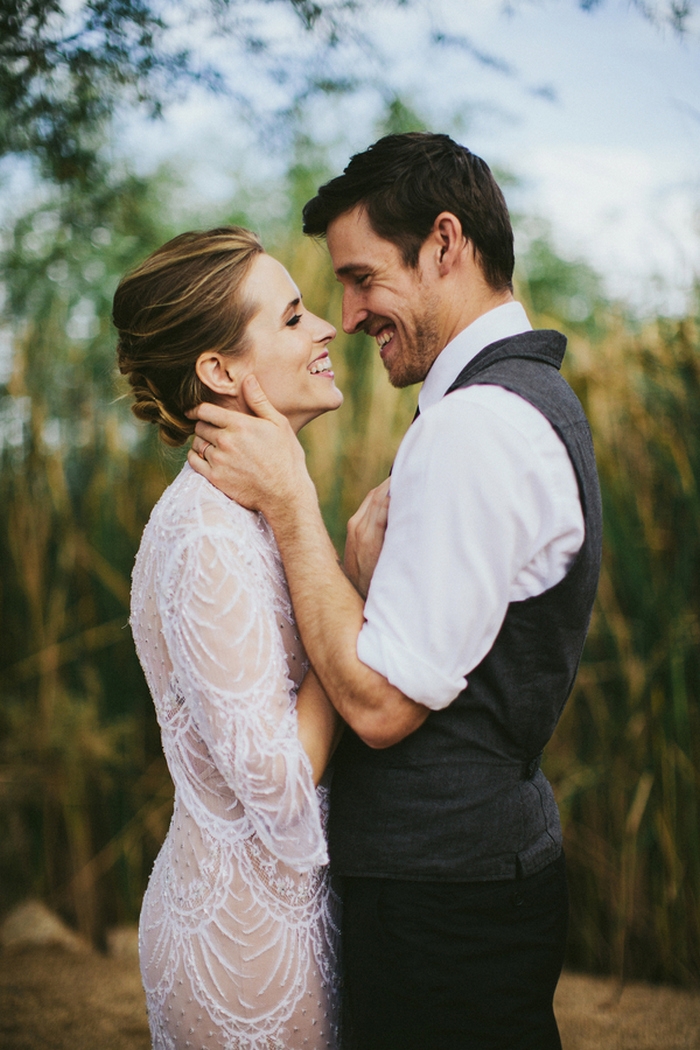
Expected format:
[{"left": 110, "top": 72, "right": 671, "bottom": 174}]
[{"left": 200, "top": 440, "right": 211, "bottom": 460}]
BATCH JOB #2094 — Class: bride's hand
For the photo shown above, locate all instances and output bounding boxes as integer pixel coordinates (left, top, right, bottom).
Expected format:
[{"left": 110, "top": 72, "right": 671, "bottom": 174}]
[
  {"left": 343, "top": 478, "right": 390, "bottom": 599},
  {"left": 187, "top": 376, "right": 316, "bottom": 522}
]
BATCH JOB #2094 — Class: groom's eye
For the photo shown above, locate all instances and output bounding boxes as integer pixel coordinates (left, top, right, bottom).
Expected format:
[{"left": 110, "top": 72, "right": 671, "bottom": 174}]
[{"left": 286, "top": 313, "right": 302, "bottom": 327}]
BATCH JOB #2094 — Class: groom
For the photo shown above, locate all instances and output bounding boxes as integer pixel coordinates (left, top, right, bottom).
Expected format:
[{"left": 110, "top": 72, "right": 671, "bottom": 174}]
[{"left": 188, "top": 132, "right": 602, "bottom": 1049}]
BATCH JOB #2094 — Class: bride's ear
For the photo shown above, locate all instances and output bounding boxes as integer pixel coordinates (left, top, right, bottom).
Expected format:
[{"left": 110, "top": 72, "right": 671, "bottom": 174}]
[{"left": 195, "top": 351, "right": 241, "bottom": 396}]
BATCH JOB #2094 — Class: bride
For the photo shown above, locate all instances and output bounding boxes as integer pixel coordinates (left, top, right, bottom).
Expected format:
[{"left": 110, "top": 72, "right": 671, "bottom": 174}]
[{"left": 114, "top": 226, "right": 345, "bottom": 1050}]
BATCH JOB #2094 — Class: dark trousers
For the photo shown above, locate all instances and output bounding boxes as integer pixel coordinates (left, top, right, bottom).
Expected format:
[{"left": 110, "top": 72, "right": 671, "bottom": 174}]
[{"left": 340, "top": 853, "right": 568, "bottom": 1050}]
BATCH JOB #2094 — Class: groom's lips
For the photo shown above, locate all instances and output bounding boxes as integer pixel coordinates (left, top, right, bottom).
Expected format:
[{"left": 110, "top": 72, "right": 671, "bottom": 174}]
[{"left": 375, "top": 325, "right": 396, "bottom": 359}]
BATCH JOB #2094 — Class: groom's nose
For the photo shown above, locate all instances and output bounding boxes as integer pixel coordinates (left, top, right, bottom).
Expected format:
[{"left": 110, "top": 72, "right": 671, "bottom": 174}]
[{"left": 341, "top": 289, "right": 369, "bottom": 334}]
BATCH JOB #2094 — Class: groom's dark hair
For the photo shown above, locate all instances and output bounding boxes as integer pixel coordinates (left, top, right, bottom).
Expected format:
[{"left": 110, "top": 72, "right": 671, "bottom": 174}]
[{"left": 302, "top": 132, "right": 514, "bottom": 293}]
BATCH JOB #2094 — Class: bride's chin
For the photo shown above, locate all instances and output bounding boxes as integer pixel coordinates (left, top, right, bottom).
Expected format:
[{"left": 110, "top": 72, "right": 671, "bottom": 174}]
[
  {"left": 313, "top": 389, "right": 344, "bottom": 414},
  {"left": 295, "top": 393, "right": 344, "bottom": 432}
]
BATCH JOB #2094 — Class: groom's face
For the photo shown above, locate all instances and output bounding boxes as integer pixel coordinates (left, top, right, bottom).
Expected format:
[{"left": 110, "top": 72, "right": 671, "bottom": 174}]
[{"left": 326, "top": 205, "right": 443, "bottom": 388}]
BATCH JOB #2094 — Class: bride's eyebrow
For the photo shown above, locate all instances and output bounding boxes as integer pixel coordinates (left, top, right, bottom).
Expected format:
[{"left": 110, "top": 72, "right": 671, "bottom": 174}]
[{"left": 283, "top": 296, "right": 302, "bottom": 318}]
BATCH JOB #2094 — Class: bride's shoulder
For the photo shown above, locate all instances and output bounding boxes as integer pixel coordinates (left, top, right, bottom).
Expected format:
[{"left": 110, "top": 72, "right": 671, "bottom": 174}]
[
  {"left": 135, "top": 464, "right": 283, "bottom": 596},
  {"left": 146, "top": 462, "right": 261, "bottom": 539}
]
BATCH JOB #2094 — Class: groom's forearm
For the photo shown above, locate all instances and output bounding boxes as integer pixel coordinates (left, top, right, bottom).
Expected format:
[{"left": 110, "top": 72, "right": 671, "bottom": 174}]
[
  {"left": 185, "top": 395, "right": 427, "bottom": 744},
  {"left": 269, "top": 491, "right": 429, "bottom": 749}
]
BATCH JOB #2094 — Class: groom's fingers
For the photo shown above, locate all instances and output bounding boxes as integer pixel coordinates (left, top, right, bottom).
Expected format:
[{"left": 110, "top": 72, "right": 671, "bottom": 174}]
[
  {"left": 188, "top": 376, "right": 286, "bottom": 431},
  {"left": 240, "top": 374, "right": 284, "bottom": 422},
  {"left": 192, "top": 419, "right": 227, "bottom": 445},
  {"left": 187, "top": 446, "right": 212, "bottom": 478},
  {"left": 187, "top": 401, "right": 235, "bottom": 428}
]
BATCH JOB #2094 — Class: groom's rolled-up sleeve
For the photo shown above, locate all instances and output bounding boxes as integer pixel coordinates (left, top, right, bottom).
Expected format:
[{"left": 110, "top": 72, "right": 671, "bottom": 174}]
[{"left": 356, "top": 386, "right": 583, "bottom": 711}]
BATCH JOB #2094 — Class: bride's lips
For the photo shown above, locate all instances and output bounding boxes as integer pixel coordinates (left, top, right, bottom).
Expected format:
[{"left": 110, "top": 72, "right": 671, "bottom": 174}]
[{"left": 307, "top": 351, "right": 335, "bottom": 377}]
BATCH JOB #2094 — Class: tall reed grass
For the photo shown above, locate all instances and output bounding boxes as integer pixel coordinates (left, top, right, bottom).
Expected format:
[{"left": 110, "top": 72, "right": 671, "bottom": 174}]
[
  {"left": 0, "top": 179, "right": 698, "bottom": 984},
  {"left": 0, "top": 177, "right": 180, "bottom": 939},
  {"left": 548, "top": 307, "right": 700, "bottom": 984}
]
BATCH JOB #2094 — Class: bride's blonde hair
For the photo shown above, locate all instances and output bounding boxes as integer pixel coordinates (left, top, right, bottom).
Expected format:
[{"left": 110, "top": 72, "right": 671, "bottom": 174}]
[{"left": 114, "top": 226, "right": 264, "bottom": 446}]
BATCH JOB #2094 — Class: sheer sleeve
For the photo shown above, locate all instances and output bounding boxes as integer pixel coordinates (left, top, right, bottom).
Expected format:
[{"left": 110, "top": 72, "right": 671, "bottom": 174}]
[{"left": 157, "top": 501, "right": 327, "bottom": 872}]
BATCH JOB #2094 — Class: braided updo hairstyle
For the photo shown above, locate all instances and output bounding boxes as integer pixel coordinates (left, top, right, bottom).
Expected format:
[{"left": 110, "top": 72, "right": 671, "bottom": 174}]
[{"left": 114, "top": 226, "right": 264, "bottom": 446}]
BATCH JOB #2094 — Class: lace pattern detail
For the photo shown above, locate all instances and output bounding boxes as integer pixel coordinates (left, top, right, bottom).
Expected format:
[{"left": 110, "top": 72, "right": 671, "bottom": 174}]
[{"left": 131, "top": 465, "right": 340, "bottom": 1050}]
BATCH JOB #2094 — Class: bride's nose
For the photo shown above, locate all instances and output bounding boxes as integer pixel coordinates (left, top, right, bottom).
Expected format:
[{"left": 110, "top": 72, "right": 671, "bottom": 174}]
[{"left": 312, "top": 312, "right": 336, "bottom": 344}]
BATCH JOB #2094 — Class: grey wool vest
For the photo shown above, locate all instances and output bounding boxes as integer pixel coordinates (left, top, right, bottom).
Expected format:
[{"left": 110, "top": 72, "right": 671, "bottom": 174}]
[{"left": 328, "top": 329, "right": 603, "bottom": 881}]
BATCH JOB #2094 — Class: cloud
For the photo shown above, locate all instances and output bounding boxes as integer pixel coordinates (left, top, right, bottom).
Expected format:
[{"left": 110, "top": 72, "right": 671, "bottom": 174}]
[{"left": 517, "top": 144, "right": 700, "bottom": 313}]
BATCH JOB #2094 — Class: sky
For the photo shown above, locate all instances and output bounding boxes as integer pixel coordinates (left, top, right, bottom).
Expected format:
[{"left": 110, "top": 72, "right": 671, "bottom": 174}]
[
  {"left": 116, "top": 0, "right": 700, "bottom": 316},
  {"left": 0, "top": 0, "right": 686, "bottom": 318},
  {"left": 428, "top": 0, "right": 700, "bottom": 313}
]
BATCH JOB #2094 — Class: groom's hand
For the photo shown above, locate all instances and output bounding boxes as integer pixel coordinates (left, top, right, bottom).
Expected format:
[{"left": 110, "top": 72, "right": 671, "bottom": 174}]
[{"left": 187, "top": 376, "right": 316, "bottom": 521}]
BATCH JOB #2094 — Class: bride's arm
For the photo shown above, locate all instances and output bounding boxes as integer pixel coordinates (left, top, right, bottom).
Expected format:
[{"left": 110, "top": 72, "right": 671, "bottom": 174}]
[
  {"left": 295, "top": 668, "right": 343, "bottom": 786},
  {"left": 158, "top": 502, "right": 329, "bottom": 871}
]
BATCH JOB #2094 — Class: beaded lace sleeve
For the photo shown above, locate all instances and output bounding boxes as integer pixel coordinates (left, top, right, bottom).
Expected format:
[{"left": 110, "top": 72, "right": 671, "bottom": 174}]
[{"left": 154, "top": 490, "right": 327, "bottom": 872}]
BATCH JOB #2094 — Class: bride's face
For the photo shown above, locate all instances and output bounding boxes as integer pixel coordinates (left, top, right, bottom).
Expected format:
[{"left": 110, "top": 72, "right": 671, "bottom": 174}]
[{"left": 237, "top": 253, "right": 343, "bottom": 433}]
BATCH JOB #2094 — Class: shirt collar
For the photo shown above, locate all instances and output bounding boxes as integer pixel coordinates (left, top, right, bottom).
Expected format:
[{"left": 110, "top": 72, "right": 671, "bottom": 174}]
[{"left": 418, "top": 301, "right": 533, "bottom": 413}]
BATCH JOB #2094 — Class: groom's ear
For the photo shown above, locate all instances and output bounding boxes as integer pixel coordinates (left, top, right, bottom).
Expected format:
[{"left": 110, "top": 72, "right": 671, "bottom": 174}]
[
  {"left": 429, "top": 212, "right": 466, "bottom": 275},
  {"left": 195, "top": 351, "right": 241, "bottom": 396}
]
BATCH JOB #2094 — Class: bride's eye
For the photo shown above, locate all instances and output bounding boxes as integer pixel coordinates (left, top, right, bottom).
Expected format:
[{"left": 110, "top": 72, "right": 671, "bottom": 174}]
[{"left": 286, "top": 313, "right": 302, "bottom": 328}]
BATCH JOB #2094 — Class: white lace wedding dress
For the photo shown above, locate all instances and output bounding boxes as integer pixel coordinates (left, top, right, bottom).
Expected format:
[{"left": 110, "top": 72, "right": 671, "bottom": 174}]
[{"left": 130, "top": 463, "right": 341, "bottom": 1050}]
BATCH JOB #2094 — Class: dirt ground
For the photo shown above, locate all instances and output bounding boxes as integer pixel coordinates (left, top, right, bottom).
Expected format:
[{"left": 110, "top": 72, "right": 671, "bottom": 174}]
[{"left": 1, "top": 945, "right": 699, "bottom": 1050}]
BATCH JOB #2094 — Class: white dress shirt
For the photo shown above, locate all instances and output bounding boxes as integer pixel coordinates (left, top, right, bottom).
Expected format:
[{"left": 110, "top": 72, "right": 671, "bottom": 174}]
[{"left": 356, "top": 302, "right": 585, "bottom": 710}]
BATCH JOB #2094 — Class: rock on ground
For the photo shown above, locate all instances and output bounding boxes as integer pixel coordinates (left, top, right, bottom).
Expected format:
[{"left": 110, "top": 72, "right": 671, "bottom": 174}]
[{"left": 0, "top": 900, "right": 91, "bottom": 954}]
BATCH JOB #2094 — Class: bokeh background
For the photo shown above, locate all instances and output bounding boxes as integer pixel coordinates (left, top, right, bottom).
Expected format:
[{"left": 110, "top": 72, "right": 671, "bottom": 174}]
[{"left": 1, "top": 0, "right": 699, "bottom": 987}]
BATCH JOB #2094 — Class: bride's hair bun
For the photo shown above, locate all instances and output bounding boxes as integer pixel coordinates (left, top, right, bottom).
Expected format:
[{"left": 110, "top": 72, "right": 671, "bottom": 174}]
[{"left": 113, "top": 226, "right": 264, "bottom": 447}]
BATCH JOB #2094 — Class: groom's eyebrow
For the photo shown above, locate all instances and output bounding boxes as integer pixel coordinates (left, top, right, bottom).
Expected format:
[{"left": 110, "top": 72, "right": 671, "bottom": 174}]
[{"left": 335, "top": 263, "right": 371, "bottom": 277}]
